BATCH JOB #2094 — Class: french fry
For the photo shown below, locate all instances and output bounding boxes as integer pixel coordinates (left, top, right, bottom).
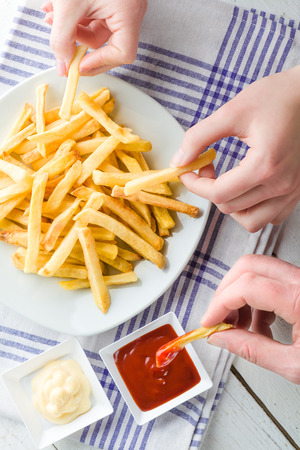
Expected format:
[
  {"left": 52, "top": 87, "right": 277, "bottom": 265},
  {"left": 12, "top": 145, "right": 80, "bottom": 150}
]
[
  {"left": 43, "top": 160, "right": 82, "bottom": 213},
  {"left": 116, "top": 149, "right": 144, "bottom": 173},
  {"left": 89, "top": 226, "right": 115, "bottom": 241},
  {"left": 124, "top": 148, "right": 216, "bottom": 195},
  {"left": 2, "top": 154, "right": 34, "bottom": 175},
  {"left": 12, "top": 247, "right": 88, "bottom": 278},
  {"left": 157, "top": 223, "right": 170, "bottom": 237},
  {"left": 72, "top": 187, "right": 164, "bottom": 251},
  {"left": 117, "top": 247, "right": 141, "bottom": 262},
  {"left": 0, "top": 177, "right": 33, "bottom": 204},
  {"left": 92, "top": 170, "right": 176, "bottom": 194},
  {"left": 0, "top": 195, "right": 28, "bottom": 223},
  {"left": 75, "top": 137, "right": 107, "bottom": 156},
  {"left": 74, "top": 208, "right": 165, "bottom": 269},
  {"left": 59, "top": 271, "right": 138, "bottom": 290},
  {"left": 28, "top": 111, "right": 91, "bottom": 145},
  {"left": 0, "top": 175, "right": 13, "bottom": 190},
  {"left": 35, "top": 83, "right": 48, "bottom": 157},
  {"left": 115, "top": 149, "right": 153, "bottom": 225},
  {"left": 77, "top": 91, "right": 139, "bottom": 143},
  {"left": 0, "top": 158, "right": 32, "bottom": 183},
  {"left": 38, "top": 193, "right": 103, "bottom": 277},
  {"left": 29, "top": 89, "right": 110, "bottom": 145},
  {"left": 24, "top": 172, "right": 48, "bottom": 273},
  {"left": 77, "top": 226, "right": 110, "bottom": 313},
  {"left": 6, "top": 207, "right": 29, "bottom": 227},
  {"left": 70, "top": 118, "right": 102, "bottom": 141},
  {"left": 59, "top": 45, "right": 88, "bottom": 120},
  {"left": 0, "top": 218, "right": 24, "bottom": 231},
  {"left": 99, "top": 254, "right": 133, "bottom": 273},
  {"left": 75, "top": 137, "right": 151, "bottom": 157},
  {"left": 112, "top": 185, "right": 200, "bottom": 217},
  {"left": 77, "top": 135, "right": 120, "bottom": 185},
  {"left": 98, "top": 161, "right": 123, "bottom": 174},
  {"left": 151, "top": 205, "right": 175, "bottom": 230},
  {"left": 32, "top": 88, "right": 109, "bottom": 124},
  {"left": 70, "top": 241, "right": 118, "bottom": 262},
  {"left": 127, "top": 200, "right": 152, "bottom": 227},
  {"left": 34, "top": 141, "right": 77, "bottom": 179},
  {"left": 0, "top": 123, "right": 36, "bottom": 156},
  {"left": 42, "top": 198, "right": 81, "bottom": 252},
  {"left": 0, "top": 229, "right": 33, "bottom": 247},
  {"left": 118, "top": 139, "right": 152, "bottom": 152},
  {"left": 5, "top": 103, "right": 33, "bottom": 142}
]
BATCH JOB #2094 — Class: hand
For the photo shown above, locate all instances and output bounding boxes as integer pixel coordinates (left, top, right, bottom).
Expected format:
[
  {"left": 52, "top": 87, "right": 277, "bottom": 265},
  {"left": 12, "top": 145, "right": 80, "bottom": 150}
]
[
  {"left": 41, "top": 0, "right": 147, "bottom": 76},
  {"left": 201, "top": 254, "right": 300, "bottom": 384},
  {"left": 170, "top": 66, "right": 300, "bottom": 232}
]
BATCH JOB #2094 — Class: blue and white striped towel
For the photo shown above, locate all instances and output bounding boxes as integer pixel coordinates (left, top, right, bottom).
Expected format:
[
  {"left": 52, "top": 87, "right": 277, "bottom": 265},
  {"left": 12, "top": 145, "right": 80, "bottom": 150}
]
[{"left": 0, "top": 0, "right": 299, "bottom": 448}]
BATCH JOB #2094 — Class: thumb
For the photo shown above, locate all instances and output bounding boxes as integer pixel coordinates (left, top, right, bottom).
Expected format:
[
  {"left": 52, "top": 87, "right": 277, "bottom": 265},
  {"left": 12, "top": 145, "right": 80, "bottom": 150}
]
[
  {"left": 170, "top": 100, "right": 242, "bottom": 167},
  {"left": 50, "top": 2, "right": 85, "bottom": 73},
  {"left": 207, "top": 328, "right": 300, "bottom": 384}
]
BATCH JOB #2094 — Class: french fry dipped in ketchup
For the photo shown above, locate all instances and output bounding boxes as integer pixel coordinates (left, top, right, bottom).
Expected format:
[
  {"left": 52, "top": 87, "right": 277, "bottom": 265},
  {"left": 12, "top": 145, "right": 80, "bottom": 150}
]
[{"left": 156, "top": 323, "right": 233, "bottom": 368}]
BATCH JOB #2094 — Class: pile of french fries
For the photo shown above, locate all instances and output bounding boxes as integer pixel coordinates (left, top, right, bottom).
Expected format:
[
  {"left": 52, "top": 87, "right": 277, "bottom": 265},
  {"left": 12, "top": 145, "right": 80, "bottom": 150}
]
[{"left": 0, "top": 45, "right": 216, "bottom": 314}]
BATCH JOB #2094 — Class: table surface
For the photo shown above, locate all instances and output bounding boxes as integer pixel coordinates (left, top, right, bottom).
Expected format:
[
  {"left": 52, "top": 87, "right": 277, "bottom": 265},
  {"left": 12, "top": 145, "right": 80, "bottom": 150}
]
[{"left": 0, "top": 1, "right": 300, "bottom": 449}]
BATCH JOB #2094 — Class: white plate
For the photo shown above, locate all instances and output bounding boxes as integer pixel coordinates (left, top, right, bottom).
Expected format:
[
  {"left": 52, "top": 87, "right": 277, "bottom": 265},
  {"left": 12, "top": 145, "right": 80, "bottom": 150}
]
[
  {"left": 100, "top": 312, "right": 212, "bottom": 425},
  {"left": 2, "top": 338, "right": 113, "bottom": 449},
  {"left": 0, "top": 67, "right": 210, "bottom": 336}
]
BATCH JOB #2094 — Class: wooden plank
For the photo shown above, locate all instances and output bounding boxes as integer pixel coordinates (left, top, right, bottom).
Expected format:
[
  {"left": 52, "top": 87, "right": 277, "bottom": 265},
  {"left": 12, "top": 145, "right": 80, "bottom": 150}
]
[
  {"left": 201, "top": 372, "right": 295, "bottom": 450},
  {"left": 0, "top": 415, "right": 54, "bottom": 450},
  {"left": 233, "top": 318, "right": 300, "bottom": 446}
]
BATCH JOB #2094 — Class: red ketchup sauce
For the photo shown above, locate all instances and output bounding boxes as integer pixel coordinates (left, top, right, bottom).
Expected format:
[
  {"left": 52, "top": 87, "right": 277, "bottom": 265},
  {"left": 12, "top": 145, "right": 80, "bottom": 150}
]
[{"left": 113, "top": 324, "right": 201, "bottom": 411}]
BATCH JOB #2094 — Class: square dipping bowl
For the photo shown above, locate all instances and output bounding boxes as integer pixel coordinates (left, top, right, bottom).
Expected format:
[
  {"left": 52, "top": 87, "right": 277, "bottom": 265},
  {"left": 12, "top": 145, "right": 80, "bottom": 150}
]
[
  {"left": 99, "top": 312, "right": 212, "bottom": 425},
  {"left": 2, "top": 337, "right": 113, "bottom": 449}
]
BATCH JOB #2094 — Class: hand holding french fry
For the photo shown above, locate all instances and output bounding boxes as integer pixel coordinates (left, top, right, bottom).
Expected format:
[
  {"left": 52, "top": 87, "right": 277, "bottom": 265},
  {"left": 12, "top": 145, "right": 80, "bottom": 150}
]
[
  {"left": 42, "top": 0, "right": 147, "bottom": 76},
  {"left": 170, "top": 65, "right": 300, "bottom": 232}
]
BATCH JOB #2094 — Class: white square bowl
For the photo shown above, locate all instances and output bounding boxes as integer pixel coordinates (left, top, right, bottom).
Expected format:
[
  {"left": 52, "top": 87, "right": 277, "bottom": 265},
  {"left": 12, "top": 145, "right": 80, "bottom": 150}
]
[
  {"left": 99, "top": 312, "right": 212, "bottom": 425},
  {"left": 2, "top": 337, "right": 113, "bottom": 449}
]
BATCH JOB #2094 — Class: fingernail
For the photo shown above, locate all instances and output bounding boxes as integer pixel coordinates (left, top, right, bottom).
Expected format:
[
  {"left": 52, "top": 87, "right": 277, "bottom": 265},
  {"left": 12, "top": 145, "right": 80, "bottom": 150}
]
[
  {"left": 56, "top": 60, "right": 66, "bottom": 77},
  {"left": 207, "top": 335, "right": 227, "bottom": 349},
  {"left": 170, "top": 148, "right": 188, "bottom": 167}
]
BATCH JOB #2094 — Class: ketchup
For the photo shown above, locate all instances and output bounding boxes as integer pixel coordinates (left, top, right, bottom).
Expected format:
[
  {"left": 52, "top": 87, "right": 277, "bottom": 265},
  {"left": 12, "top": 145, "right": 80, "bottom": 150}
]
[{"left": 113, "top": 324, "right": 200, "bottom": 411}]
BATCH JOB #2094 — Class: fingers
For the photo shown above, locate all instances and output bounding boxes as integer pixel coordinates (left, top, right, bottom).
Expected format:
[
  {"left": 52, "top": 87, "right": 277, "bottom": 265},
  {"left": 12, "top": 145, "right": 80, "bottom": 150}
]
[
  {"left": 41, "top": 1, "right": 53, "bottom": 13},
  {"left": 217, "top": 184, "right": 270, "bottom": 214},
  {"left": 47, "top": 2, "right": 86, "bottom": 74},
  {"left": 215, "top": 254, "right": 300, "bottom": 296},
  {"left": 271, "top": 197, "right": 299, "bottom": 225},
  {"left": 76, "top": 22, "right": 111, "bottom": 49},
  {"left": 251, "top": 309, "right": 275, "bottom": 338},
  {"left": 231, "top": 194, "right": 295, "bottom": 232},
  {"left": 170, "top": 100, "right": 247, "bottom": 167},
  {"left": 79, "top": 25, "right": 140, "bottom": 74},
  {"left": 197, "top": 162, "right": 216, "bottom": 179},
  {"left": 207, "top": 328, "right": 300, "bottom": 384},
  {"left": 201, "top": 271, "right": 299, "bottom": 327},
  {"left": 179, "top": 154, "right": 259, "bottom": 204}
]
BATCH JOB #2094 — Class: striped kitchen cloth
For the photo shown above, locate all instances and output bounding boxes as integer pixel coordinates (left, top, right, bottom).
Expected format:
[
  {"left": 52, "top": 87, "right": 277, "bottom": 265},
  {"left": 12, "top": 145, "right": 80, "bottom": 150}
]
[{"left": 0, "top": 0, "right": 299, "bottom": 448}]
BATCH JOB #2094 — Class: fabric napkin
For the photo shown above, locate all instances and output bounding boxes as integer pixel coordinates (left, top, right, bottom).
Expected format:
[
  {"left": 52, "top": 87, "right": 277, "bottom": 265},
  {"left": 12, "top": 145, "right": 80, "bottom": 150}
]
[{"left": 0, "top": 0, "right": 299, "bottom": 448}]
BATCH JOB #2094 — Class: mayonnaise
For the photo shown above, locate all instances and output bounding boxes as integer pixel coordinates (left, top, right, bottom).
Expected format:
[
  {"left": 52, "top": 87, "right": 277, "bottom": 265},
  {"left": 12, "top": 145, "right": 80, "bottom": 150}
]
[{"left": 32, "top": 359, "right": 91, "bottom": 424}]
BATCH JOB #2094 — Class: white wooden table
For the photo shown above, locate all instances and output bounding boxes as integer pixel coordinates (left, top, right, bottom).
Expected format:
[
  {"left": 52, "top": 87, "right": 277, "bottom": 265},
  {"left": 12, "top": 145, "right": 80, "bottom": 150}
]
[{"left": 0, "top": 1, "right": 299, "bottom": 449}]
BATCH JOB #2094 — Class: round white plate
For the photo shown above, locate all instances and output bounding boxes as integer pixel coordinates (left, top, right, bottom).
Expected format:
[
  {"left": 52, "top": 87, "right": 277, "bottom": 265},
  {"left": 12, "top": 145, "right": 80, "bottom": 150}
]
[{"left": 0, "top": 68, "right": 210, "bottom": 336}]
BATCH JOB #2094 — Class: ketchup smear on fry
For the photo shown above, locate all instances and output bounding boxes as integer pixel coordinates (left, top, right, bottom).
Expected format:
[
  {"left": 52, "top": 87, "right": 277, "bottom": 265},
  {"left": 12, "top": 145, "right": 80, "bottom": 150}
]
[{"left": 113, "top": 324, "right": 200, "bottom": 411}]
